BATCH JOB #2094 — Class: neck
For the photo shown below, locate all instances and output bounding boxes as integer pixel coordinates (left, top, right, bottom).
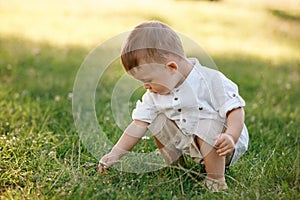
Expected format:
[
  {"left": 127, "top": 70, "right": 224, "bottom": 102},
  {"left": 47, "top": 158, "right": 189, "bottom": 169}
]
[{"left": 175, "top": 58, "right": 194, "bottom": 87}]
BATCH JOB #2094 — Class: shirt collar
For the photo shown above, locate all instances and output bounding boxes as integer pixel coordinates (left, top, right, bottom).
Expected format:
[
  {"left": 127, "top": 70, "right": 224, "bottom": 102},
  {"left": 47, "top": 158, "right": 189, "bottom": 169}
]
[{"left": 172, "top": 58, "right": 201, "bottom": 92}]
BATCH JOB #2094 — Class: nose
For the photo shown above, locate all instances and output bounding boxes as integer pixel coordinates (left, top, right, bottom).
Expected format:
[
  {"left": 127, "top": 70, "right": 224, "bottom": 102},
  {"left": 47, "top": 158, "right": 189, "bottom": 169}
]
[{"left": 144, "top": 83, "right": 151, "bottom": 90}]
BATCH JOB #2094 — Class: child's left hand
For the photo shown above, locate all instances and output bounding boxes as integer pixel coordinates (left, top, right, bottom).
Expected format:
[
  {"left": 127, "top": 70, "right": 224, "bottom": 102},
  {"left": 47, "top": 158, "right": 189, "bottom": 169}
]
[{"left": 215, "top": 133, "right": 235, "bottom": 156}]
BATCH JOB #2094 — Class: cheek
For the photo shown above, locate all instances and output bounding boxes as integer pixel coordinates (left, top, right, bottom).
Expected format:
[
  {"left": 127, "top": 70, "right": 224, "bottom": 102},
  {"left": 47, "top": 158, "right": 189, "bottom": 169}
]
[
  {"left": 153, "top": 76, "right": 172, "bottom": 86},
  {"left": 156, "top": 79, "right": 174, "bottom": 89}
]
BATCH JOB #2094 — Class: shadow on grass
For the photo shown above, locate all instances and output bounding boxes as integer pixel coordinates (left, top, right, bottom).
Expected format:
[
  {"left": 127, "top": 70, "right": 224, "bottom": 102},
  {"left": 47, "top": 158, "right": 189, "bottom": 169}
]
[
  {"left": 0, "top": 35, "right": 88, "bottom": 99},
  {"left": 1, "top": 35, "right": 298, "bottom": 101}
]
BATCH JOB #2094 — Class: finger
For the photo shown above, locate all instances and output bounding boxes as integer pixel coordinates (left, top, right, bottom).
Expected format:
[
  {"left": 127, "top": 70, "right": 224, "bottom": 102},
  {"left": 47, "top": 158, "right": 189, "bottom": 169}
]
[
  {"left": 217, "top": 138, "right": 231, "bottom": 150},
  {"left": 98, "top": 161, "right": 104, "bottom": 170},
  {"left": 98, "top": 158, "right": 109, "bottom": 173},
  {"left": 98, "top": 165, "right": 105, "bottom": 173},
  {"left": 99, "top": 160, "right": 108, "bottom": 167},
  {"left": 219, "top": 150, "right": 231, "bottom": 156},
  {"left": 216, "top": 143, "right": 230, "bottom": 153},
  {"left": 98, "top": 167, "right": 103, "bottom": 173},
  {"left": 218, "top": 140, "right": 229, "bottom": 149},
  {"left": 98, "top": 164, "right": 105, "bottom": 173},
  {"left": 216, "top": 147, "right": 226, "bottom": 155},
  {"left": 215, "top": 136, "right": 225, "bottom": 147},
  {"left": 217, "top": 147, "right": 234, "bottom": 156},
  {"left": 98, "top": 163, "right": 109, "bottom": 174}
]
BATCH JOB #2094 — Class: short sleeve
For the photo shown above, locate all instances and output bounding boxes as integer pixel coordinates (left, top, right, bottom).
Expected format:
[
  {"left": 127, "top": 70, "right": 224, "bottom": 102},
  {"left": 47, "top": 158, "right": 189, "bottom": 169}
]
[
  {"left": 211, "top": 72, "right": 245, "bottom": 118},
  {"left": 132, "top": 91, "right": 158, "bottom": 123}
]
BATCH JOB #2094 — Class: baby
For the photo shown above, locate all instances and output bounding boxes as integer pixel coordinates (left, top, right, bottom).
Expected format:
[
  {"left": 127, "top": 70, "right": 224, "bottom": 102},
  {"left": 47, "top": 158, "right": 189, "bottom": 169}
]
[{"left": 98, "top": 21, "right": 249, "bottom": 192}]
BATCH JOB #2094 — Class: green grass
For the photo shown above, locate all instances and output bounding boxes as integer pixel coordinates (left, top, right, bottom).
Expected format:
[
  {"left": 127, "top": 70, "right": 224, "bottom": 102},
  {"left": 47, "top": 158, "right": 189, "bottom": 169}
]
[{"left": 1, "top": 0, "right": 300, "bottom": 199}]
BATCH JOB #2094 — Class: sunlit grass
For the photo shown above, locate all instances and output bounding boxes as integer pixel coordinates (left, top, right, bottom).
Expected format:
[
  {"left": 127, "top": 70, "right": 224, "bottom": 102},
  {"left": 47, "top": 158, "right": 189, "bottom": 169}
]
[
  {"left": 0, "top": 0, "right": 299, "bottom": 199},
  {"left": 1, "top": 0, "right": 299, "bottom": 61}
]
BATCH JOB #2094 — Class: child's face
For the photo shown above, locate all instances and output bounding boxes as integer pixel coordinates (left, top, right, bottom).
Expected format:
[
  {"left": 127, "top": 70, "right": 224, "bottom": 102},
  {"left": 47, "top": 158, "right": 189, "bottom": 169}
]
[{"left": 128, "top": 63, "right": 180, "bottom": 95}]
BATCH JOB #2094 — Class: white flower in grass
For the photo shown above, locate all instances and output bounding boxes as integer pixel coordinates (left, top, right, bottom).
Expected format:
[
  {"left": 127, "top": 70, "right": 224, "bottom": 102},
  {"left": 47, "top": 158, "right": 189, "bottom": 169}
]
[
  {"left": 48, "top": 151, "right": 56, "bottom": 158},
  {"left": 54, "top": 95, "right": 61, "bottom": 102},
  {"left": 67, "top": 92, "right": 73, "bottom": 100},
  {"left": 41, "top": 150, "right": 47, "bottom": 154}
]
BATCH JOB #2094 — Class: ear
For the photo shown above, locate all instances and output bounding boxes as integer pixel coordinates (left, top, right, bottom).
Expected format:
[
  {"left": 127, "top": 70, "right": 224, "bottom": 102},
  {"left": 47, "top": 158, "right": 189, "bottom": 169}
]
[{"left": 165, "top": 61, "right": 178, "bottom": 72}]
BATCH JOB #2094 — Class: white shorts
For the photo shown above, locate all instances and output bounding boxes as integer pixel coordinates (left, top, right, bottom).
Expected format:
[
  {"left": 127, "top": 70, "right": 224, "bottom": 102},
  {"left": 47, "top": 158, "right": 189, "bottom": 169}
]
[{"left": 147, "top": 114, "right": 249, "bottom": 166}]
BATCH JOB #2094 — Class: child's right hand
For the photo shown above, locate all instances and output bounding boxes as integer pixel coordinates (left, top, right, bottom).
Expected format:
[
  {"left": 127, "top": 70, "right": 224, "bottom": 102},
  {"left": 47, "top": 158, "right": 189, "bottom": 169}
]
[{"left": 98, "top": 153, "right": 120, "bottom": 174}]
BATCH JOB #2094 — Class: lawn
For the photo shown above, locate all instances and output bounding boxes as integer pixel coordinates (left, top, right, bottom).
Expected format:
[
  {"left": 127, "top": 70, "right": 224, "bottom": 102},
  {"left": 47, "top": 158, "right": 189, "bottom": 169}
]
[{"left": 0, "top": 0, "right": 299, "bottom": 199}]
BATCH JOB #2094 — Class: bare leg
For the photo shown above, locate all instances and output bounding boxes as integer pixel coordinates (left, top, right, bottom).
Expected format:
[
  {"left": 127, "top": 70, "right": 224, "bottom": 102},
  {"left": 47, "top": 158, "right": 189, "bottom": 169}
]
[
  {"left": 154, "top": 136, "right": 182, "bottom": 164},
  {"left": 196, "top": 137, "right": 228, "bottom": 191}
]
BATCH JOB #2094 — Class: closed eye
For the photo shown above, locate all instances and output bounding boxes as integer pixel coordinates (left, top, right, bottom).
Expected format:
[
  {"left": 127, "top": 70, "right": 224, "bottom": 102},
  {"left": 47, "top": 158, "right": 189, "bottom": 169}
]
[{"left": 140, "top": 79, "right": 152, "bottom": 83}]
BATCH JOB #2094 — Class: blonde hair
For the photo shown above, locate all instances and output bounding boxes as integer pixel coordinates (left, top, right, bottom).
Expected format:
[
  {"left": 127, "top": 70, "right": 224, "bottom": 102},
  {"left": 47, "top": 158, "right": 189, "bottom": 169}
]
[{"left": 121, "top": 21, "right": 185, "bottom": 71}]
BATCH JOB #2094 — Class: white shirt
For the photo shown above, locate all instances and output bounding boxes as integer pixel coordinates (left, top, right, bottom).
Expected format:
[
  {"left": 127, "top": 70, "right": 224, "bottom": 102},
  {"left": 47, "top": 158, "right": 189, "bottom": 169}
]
[
  {"left": 132, "top": 58, "right": 249, "bottom": 164},
  {"left": 132, "top": 58, "right": 245, "bottom": 133}
]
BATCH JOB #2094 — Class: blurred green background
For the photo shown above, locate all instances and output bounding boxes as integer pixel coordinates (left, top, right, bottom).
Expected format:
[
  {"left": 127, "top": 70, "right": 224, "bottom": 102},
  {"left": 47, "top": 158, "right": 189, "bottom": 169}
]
[{"left": 0, "top": 0, "right": 299, "bottom": 199}]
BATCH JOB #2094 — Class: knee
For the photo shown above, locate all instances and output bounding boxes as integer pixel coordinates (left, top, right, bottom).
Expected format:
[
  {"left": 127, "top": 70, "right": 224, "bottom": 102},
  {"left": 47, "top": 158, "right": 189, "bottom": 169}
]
[{"left": 154, "top": 136, "right": 164, "bottom": 149}]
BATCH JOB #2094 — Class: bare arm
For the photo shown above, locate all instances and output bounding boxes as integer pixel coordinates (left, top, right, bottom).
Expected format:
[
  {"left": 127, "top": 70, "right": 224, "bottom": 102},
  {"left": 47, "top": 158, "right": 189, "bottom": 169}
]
[
  {"left": 215, "top": 107, "right": 245, "bottom": 156},
  {"left": 98, "top": 120, "right": 149, "bottom": 173},
  {"left": 225, "top": 107, "right": 245, "bottom": 143}
]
